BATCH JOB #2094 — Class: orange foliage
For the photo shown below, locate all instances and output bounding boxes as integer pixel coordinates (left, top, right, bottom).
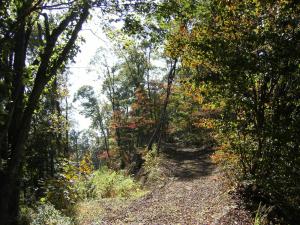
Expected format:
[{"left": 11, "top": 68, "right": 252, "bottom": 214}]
[{"left": 211, "top": 143, "right": 237, "bottom": 164}]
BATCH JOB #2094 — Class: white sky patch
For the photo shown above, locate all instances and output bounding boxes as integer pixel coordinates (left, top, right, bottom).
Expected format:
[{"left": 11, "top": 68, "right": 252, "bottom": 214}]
[{"left": 68, "top": 12, "right": 111, "bottom": 131}]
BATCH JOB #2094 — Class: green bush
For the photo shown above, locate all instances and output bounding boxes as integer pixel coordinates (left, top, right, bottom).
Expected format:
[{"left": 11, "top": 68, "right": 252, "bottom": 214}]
[
  {"left": 41, "top": 156, "right": 94, "bottom": 210},
  {"left": 143, "top": 144, "right": 159, "bottom": 172},
  {"left": 143, "top": 145, "right": 166, "bottom": 184},
  {"left": 30, "top": 203, "right": 74, "bottom": 225},
  {"left": 73, "top": 177, "right": 95, "bottom": 200},
  {"left": 91, "top": 167, "right": 143, "bottom": 198}
]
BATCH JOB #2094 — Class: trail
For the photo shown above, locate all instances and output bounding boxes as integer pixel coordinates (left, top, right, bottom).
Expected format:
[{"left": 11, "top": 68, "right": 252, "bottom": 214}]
[
  {"left": 77, "top": 145, "right": 252, "bottom": 224},
  {"left": 95, "top": 145, "right": 252, "bottom": 225}
]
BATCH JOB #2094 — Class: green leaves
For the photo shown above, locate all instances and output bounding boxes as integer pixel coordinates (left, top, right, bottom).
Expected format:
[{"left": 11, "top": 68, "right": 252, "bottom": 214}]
[
  {"left": 123, "top": 14, "right": 143, "bottom": 35},
  {"left": 160, "top": 0, "right": 300, "bottom": 216}
]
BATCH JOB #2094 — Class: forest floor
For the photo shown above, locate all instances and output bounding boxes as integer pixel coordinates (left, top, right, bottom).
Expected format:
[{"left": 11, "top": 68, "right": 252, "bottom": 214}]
[{"left": 76, "top": 144, "right": 253, "bottom": 225}]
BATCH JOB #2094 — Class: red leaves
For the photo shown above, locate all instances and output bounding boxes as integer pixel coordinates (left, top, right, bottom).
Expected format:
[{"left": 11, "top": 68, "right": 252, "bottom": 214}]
[{"left": 128, "top": 122, "right": 137, "bottom": 129}]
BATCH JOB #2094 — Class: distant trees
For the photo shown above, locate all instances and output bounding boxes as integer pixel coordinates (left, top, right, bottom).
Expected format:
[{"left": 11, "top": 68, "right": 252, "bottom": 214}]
[
  {"left": 74, "top": 85, "right": 110, "bottom": 160},
  {"left": 76, "top": 37, "right": 170, "bottom": 169}
]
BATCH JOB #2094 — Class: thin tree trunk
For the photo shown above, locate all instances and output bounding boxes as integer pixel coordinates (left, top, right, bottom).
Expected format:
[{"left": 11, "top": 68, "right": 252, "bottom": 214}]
[
  {"left": 65, "top": 95, "right": 69, "bottom": 155},
  {"left": 147, "top": 59, "right": 177, "bottom": 151}
]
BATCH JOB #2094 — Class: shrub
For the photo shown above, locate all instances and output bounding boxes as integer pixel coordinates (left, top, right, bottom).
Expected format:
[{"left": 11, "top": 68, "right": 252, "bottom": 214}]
[
  {"left": 143, "top": 144, "right": 166, "bottom": 184},
  {"left": 19, "top": 205, "right": 35, "bottom": 225},
  {"left": 143, "top": 144, "right": 159, "bottom": 172},
  {"left": 91, "top": 167, "right": 143, "bottom": 198},
  {"left": 41, "top": 154, "right": 94, "bottom": 210},
  {"left": 30, "top": 203, "right": 74, "bottom": 225}
]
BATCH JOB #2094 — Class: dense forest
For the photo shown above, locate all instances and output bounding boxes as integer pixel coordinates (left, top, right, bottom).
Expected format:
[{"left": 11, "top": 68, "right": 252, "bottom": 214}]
[{"left": 0, "top": 0, "right": 299, "bottom": 224}]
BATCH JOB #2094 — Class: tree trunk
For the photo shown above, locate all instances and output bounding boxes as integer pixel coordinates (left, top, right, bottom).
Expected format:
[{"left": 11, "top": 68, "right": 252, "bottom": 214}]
[
  {"left": 0, "top": 3, "right": 90, "bottom": 223},
  {"left": 147, "top": 59, "right": 177, "bottom": 151}
]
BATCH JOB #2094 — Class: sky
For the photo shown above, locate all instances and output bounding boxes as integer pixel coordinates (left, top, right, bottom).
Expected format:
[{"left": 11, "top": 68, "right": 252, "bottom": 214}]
[
  {"left": 68, "top": 13, "right": 109, "bottom": 130},
  {"left": 67, "top": 9, "right": 166, "bottom": 131}
]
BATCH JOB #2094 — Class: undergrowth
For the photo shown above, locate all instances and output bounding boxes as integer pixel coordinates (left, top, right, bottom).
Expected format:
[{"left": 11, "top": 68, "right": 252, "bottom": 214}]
[
  {"left": 74, "top": 166, "right": 145, "bottom": 224},
  {"left": 142, "top": 145, "right": 166, "bottom": 185},
  {"left": 20, "top": 161, "right": 145, "bottom": 224},
  {"left": 20, "top": 203, "right": 74, "bottom": 225},
  {"left": 91, "top": 166, "right": 145, "bottom": 198}
]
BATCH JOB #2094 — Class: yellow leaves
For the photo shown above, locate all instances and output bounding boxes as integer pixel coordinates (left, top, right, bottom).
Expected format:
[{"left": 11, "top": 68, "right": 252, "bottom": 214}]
[
  {"left": 123, "top": 39, "right": 135, "bottom": 50},
  {"left": 202, "top": 103, "right": 217, "bottom": 111},
  {"left": 279, "top": 0, "right": 294, "bottom": 6},
  {"left": 193, "top": 118, "right": 216, "bottom": 129},
  {"left": 193, "top": 94, "right": 204, "bottom": 105},
  {"left": 184, "top": 56, "right": 221, "bottom": 73},
  {"left": 131, "top": 102, "right": 139, "bottom": 111},
  {"left": 174, "top": 79, "right": 205, "bottom": 106},
  {"left": 226, "top": 3, "right": 237, "bottom": 12},
  {"left": 64, "top": 171, "right": 77, "bottom": 182},
  {"left": 41, "top": 158, "right": 90, "bottom": 209},
  {"left": 79, "top": 153, "right": 94, "bottom": 176},
  {"left": 165, "top": 23, "right": 190, "bottom": 59}
]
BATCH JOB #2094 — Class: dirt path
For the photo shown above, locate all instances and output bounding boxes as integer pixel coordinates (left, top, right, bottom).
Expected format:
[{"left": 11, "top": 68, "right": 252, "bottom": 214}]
[{"left": 94, "top": 146, "right": 253, "bottom": 225}]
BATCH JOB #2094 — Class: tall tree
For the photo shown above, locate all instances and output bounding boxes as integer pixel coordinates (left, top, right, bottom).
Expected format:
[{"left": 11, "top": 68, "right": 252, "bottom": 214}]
[{"left": 0, "top": 1, "right": 91, "bottom": 223}]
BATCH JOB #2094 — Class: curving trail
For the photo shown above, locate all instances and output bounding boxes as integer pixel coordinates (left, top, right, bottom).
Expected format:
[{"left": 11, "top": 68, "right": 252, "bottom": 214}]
[{"left": 78, "top": 145, "right": 252, "bottom": 225}]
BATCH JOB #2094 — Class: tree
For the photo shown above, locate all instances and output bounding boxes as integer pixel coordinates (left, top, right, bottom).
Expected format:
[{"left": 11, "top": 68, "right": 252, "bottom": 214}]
[
  {"left": 22, "top": 71, "right": 71, "bottom": 204},
  {"left": 0, "top": 1, "right": 91, "bottom": 223},
  {"left": 74, "top": 85, "right": 110, "bottom": 158},
  {"left": 167, "top": 0, "right": 300, "bottom": 217},
  {"left": 147, "top": 59, "right": 177, "bottom": 150},
  {"left": 88, "top": 37, "right": 164, "bottom": 167}
]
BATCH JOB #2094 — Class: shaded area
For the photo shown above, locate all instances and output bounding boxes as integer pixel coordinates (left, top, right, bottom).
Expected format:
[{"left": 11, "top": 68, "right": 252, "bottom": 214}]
[{"left": 162, "top": 144, "right": 216, "bottom": 180}]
